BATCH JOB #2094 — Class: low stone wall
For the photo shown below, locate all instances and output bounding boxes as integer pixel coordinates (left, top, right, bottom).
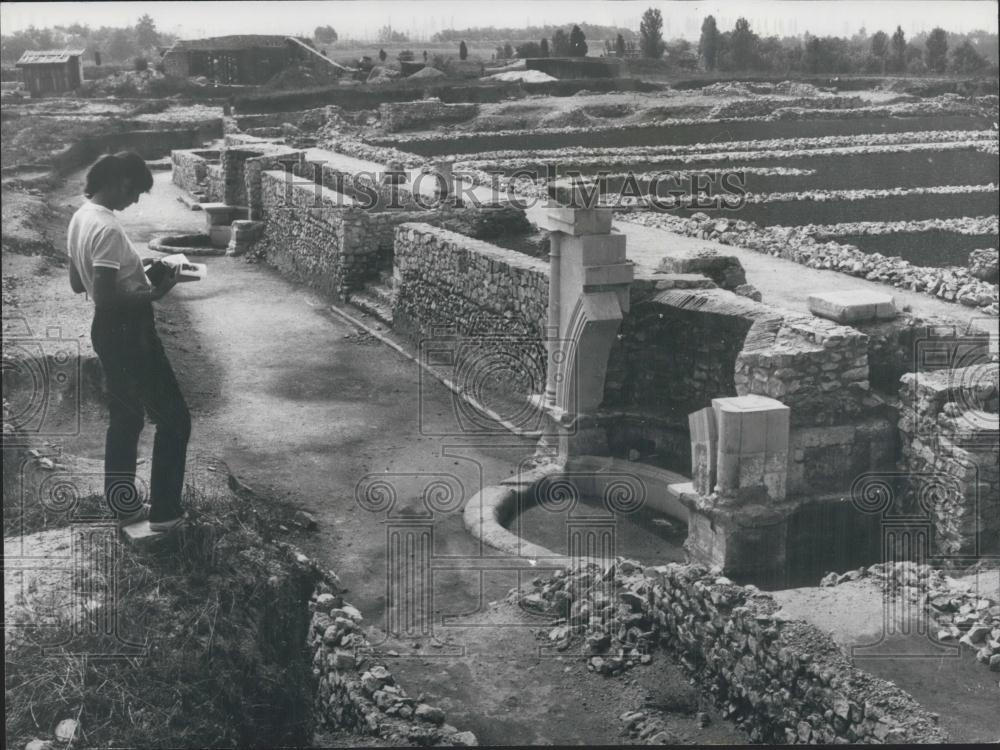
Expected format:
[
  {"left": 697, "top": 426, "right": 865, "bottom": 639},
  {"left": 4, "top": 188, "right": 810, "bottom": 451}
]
[
  {"left": 603, "top": 285, "right": 895, "bottom": 491},
  {"left": 171, "top": 148, "right": 220, "bottom": 194},
  {"left": 735, "top": 313, "right": 874, "bottom": 428},
  {"left": 518, "top": 558, "right": 947, "bottom": 744},
  {"left": 391, "top": 222, "right": 549, "bottom": 347},
  {"left": 379, "top": 98, "right": 478, "bottom": 132},
  {"left": 898, "top": 363, "right": 1000, "bottom": 554},
  {"left": 205, "top": 163, "right": 224, "bottom": 202},
  {"left": 236, "top": 106, "right": 330, "bottom": 132},
  {"left": 256, "top": 171, "right": 371, "bottom": 298},
  {"left": 622, "top": 211, "right": 999, "bottom": 315},
  {"left": 244, "top": 147, "right": 307, "bottom": 218},
  {"left": 317, "top": 162, "right": 420, "bottom": 211},
  {"left": 223, "top": 144, "right": 302, "bottom": 207},
  {"left": 308, "top": 588, "right": 477, "bottom": 746},
  {"left": 854, "top": 313, "right": 993, "bottom": 395}
]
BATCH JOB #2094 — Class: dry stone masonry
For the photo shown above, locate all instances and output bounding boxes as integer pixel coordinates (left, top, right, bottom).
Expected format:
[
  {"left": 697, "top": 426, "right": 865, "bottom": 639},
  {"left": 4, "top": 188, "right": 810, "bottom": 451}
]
[
  {"left": 378, "top": 99, "right": 479, "bottom": 132},
  {"left": 391, "top": 222, "right": 549, "bottom": 345},
  {"left": 898, "top": 363, "right": 1000, "bottom": 555},
  {"left": 516, "top": 558, "right": 947, "bottom": 744},
  {"left": 308, "top": 586, "right": 478, "bottom": 746}
]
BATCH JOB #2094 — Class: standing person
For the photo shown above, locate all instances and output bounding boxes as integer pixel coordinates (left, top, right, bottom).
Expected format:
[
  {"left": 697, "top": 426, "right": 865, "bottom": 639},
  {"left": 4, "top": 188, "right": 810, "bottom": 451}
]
[{"left": 67, "top": 151, "right": 190, "bottom": 531}]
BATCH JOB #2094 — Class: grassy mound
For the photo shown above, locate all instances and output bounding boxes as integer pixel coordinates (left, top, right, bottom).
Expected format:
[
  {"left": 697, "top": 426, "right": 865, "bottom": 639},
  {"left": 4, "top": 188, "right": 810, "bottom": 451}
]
[{"left": 5, "top": 468, "right": 320, "bottom": 749}]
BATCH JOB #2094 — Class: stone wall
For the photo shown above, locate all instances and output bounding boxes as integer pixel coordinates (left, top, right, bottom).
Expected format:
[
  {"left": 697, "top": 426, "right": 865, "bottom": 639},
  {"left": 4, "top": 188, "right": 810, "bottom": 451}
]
[
  {"left": 171, "top": 148, "right": 220, "bottom": 194},
  {"left": 243, "top": 147, "right": 307, "bottom": 218},
  {"left": 854, "top": 313, "right": 993, "bottom": 395},
  {"left": 222, "top": 144, "right": 301, "bottom": 207},
  {"left": 392, "top": 222, "right": 549, "bottom": 338},
  {"left": 308, "top": 587, "right": 476, "bottom": 746},
  {"left": 605, "top": 288, "right": 762, "bottom": 421},
  {"left": 602, "top": 285, "right": 896, "bottom": 490},
  {"left": 379, "top": 98, "right": 478, "bottom": 132},
  {"left": 519, "top": 559, "right": 947, "bottom": 744},
  {"left": 898, "top": 363, "right": 1000, "bottom": 554},
  {"left": 735, "top": 314, "right": 874, "bottom": 428},
  {"left": 257, "top": 170, "right": 370, "bottom": 298},
  {"left": 205, "top": 163, "right": 224, "bottom": 202},
  {"left": 317, "top": 162, "right": 420, "bottom": 211}
]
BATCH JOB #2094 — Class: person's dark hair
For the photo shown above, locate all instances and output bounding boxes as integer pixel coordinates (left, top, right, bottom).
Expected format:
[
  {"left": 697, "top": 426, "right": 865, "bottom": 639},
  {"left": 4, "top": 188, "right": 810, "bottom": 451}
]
[{"left": 84, "top": 151, "right": 154, "bottom": 198}]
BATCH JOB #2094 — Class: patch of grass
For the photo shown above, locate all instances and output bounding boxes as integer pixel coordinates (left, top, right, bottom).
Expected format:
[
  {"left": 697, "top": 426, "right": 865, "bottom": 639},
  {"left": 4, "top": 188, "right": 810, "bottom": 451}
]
[{"left": 5, "top": 482, "right": 319, "bottom": 749}]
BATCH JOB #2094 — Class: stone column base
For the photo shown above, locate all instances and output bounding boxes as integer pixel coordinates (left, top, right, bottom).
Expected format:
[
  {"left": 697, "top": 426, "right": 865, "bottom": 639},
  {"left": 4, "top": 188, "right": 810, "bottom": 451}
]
[
  {"left": 531, "top": 397, "right": 611, "bottom": 459},
  {"left": 681, "top": 493, "right": 794, "bottom": 584}
]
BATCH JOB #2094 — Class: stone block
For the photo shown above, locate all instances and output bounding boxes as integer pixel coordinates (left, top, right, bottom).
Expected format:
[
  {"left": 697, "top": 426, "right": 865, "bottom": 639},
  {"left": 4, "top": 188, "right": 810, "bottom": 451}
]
[
  {"left": 713, "top": 399, "right": 744, "bottom": 455},
  {"left": 690, "top": 406, "right": 719, "bottom": 496},
  {"left": 120, "top": 521, "right": 168, "bottom": 547},
  {"left": 740, "top": 410, "right": 768, "bottom": 454},
  {"left": 575, "top": 233, "right": 627, "bottom": 266},
  {"left": 716, "top": 451, "right": 740, "bottom": 495},
  {"left": 542, "top": 205, "right": 613, "bottom": 236},
  {"left": 764, "top": 451, "right": 788, "bottom": 475},
  {"left": 738, "top": 453, "right": 766, "bottom": 487},
  {"left": 209, "top": 224, "right": 232, "bottom": 248},
  {"left": 808, "top": 291, "right": 897, "bottom": 324},
  {"left": 584, "top": 263, "right": 634, "bottom": 287},
  {"left": 763, "top": 472, "right": 787, "bottom": 502}
]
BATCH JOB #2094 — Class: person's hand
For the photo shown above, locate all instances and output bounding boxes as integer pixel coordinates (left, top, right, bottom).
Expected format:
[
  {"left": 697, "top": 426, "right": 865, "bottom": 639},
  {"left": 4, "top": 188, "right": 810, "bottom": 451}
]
[{"left": 150, "top": 264, "right": 179, "bottom": 301}]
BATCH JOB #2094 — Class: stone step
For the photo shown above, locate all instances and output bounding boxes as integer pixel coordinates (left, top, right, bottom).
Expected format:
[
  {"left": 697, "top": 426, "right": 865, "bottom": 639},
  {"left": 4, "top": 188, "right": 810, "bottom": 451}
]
[
  {"left": 350, "top": 290, "right": 394, "bottom": 327},
  {"left": 365, "top": 282, "right": 397, "bottom": 308}
]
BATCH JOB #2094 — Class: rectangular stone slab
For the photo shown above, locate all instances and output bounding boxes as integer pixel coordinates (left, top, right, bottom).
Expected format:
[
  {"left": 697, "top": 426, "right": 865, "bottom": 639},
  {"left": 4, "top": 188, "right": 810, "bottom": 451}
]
[
  {"left": 120, "top": 520, "right": 168, "bottom": 547},
  {"left": 807, "top": 290, "right": 897, "bottom": 323}
]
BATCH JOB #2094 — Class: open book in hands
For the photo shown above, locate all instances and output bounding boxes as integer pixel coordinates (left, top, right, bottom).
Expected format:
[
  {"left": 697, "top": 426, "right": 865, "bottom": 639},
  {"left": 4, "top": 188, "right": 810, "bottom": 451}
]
[{"left": 146, "top": 253, "right": 208, "bottom": 285}]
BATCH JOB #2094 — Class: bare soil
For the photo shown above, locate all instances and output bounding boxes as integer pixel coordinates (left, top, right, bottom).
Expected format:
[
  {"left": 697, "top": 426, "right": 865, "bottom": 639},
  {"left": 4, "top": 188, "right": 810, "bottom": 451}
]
[{"left": 4, "top": 170, "right": 748, "bottom": 745}]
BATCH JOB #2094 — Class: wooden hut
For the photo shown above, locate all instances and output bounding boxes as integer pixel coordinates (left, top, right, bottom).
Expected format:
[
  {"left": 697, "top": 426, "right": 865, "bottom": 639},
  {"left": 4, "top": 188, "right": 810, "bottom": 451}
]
[{"left": 15, "top": 49, "right": 85, "bottom": 95}]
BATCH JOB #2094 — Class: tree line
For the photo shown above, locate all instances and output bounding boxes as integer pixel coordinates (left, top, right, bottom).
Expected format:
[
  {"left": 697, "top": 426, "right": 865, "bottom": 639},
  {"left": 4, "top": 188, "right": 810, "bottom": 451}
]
[
  {"left": 1, "top": 15, "right": 173, "bottom": 66},
  {"left": 430, "top": 9, "right": 997, "bottom": 75},
  {"left": 695, "top": 15, "right": 997, "bottom": 75}
]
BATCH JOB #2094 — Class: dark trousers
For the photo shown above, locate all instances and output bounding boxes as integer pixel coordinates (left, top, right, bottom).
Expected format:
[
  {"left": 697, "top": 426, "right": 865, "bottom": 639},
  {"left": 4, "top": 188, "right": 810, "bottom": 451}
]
[{"left": 91, "top": 305, "right": 190, "bottom": 523}]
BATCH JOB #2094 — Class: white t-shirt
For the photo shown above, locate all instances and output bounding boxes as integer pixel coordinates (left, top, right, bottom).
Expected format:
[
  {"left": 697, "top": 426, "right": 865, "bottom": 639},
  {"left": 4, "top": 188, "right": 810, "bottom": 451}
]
[{"left": 67, "top": 201, "right": 150, "bottom": 298}]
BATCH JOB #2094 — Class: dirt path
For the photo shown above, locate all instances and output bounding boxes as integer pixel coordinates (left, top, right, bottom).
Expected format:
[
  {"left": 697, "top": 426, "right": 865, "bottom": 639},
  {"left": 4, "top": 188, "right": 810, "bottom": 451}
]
[{"left": 81, "top": 173, "right": 746, "bottom": 745}]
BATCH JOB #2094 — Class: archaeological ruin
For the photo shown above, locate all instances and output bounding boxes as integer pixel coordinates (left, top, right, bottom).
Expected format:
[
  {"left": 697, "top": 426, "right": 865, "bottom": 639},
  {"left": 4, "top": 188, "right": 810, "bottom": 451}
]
[{"left": 3, "top": 7, "right": 998, "bottom": 747}]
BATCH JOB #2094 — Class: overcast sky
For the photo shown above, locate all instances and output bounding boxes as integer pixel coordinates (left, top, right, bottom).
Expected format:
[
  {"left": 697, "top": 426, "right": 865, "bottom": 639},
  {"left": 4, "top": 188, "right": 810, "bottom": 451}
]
[{"left": 2, "top": 1, "right": 997, "bottom": 42}]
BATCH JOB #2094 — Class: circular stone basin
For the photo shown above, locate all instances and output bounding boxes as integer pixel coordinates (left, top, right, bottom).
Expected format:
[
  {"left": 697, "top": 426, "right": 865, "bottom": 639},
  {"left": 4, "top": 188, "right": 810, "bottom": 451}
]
[
  {"left": 148, "top": 233, "right": 223, "bottom": 256},
  {"left": 465, "top": 456, "right": 690, "bottom": 565}
]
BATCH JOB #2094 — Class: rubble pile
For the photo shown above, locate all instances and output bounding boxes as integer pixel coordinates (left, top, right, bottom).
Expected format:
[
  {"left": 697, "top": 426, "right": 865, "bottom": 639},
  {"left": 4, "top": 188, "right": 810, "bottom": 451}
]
[
  {"left": 317, "top": 125, "right": 427, "bottom": 169},
  {"left": 514, "top": 558, "right": 946, "bottom": 744},
  {"left": 969, "top": 247, "right": 999, "bottom": 283},
  {"left": 622, "top": 212, "right": 1000, "bottom": 314},
  {"left": 820, "top": 562, "right": 1000, "bottom": 671},
  {"left": 367, "top": 96, "right": 997, "bottom": 147},
  {"left": 308, "top": 586, "right": 478, "bottom": 746},
  {"left": 453, "top": 128, "right": 994, "bottom": 167},
  {"left": 711, "top": 96, "right": 865, "bottom": 119}
]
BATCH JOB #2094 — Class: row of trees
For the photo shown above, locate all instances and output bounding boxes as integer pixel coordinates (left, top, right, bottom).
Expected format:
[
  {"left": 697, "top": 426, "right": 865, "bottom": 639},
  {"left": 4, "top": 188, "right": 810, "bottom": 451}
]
[
  {"left": 432, "top": 23, "right": 633, "bottom": 44},
  {"left": 1, "top": 14, "right": 171, "bottom": 65},
  {"left": 487, "top": 25, "right": 589, "bottom": 61},
  {"left": 696, "top": 16, "right": 995, "bottom": 75}
]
